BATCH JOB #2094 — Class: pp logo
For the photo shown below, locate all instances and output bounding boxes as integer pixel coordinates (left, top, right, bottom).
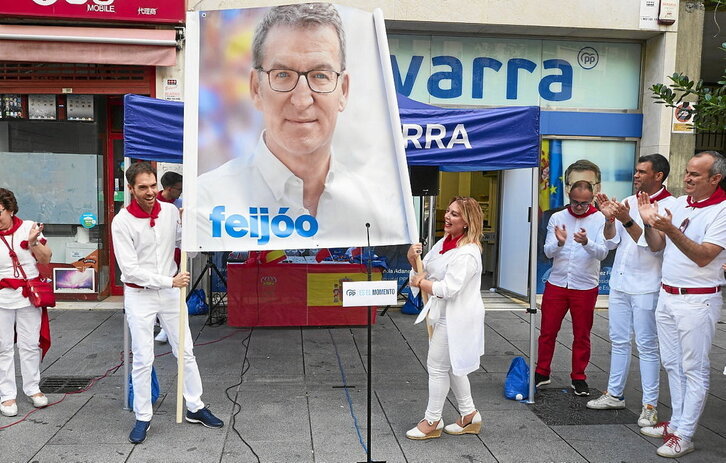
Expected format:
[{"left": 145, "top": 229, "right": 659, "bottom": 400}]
[
  {"left": 345, "top": 289, "right": 356, "bottom": 297},
  {"left": 577, "top": 47, "right": 599, "bottom": 70}
]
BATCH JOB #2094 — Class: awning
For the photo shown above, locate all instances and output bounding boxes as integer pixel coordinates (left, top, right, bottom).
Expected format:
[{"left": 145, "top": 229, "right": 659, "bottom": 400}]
[{"left": 0, "top": 25, "right": 178, "bottom": 66}]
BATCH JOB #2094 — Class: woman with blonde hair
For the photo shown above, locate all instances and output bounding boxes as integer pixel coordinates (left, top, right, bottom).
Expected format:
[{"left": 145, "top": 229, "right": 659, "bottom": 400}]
[{"left": 405, "top": 196, "right": 485, "bottom": 440}]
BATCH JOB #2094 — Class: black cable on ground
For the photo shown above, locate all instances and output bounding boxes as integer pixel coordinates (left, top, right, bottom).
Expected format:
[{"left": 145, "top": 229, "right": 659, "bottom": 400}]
[{"left": 223, "top": 328, "right": 260, "bottom": 463}]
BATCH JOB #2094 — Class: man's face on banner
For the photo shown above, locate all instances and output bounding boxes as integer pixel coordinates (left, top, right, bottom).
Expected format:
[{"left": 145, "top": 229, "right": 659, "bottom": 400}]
[
  {"left": 565, "top": 169, "right": 601, "bottom": 196},
  {"left": 250, "top": 24, "right": 349, "bottom": 162}
]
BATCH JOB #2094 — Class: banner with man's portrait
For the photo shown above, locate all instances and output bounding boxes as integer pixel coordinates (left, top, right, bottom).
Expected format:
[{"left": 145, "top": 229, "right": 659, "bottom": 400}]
[{"left": 182, "top": 3, "right": 417, "bottom": 251}]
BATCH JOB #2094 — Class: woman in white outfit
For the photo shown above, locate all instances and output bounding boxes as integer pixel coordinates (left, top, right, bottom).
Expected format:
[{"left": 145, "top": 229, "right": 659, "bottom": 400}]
[
  {"left": 405, "top": 196, "right": 485, "bottom": 440},
  {"left": 0, "top": 188, "right": 51, "bottom": 417}
]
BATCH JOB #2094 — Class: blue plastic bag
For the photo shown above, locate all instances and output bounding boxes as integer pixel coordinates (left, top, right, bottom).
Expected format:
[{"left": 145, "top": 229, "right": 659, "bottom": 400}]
[
  {"left": 186, "top": 289, "right": 209, "bottom": 315},
  {"left": 503, "top": 356, "right": 529, "bottom": 400},
  {"left": 401, "top": 291, "right": 422, "bottom": 315},
  {"left": 128, "top": 366, "right": 160, "bottom": 408}
]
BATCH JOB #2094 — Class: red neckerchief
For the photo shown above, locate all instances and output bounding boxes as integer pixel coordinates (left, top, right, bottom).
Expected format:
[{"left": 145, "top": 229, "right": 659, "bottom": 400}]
[
  {"left": 126, "top": 199, "right": 161, "bottom": 227},
  {"left": 0, "top": 215, "right": 22, "bottom": 236},
  {"left": 440, "top": 233, "right": 463, "bottom": 254},
  {"left": 157, "top": 190, "right": 174, "bottom": 203},
  {"left": 686, "top": 188, "right": 726, "bottom": 209},
  {"left": 649, "top": 187, "right": 672, "bottom": 203},
  {"left": 566, "top": 205, "right": 598, "bottom": 218}
]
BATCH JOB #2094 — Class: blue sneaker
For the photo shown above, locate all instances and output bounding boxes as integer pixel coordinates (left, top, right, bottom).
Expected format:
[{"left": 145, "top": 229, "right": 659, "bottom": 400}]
[
  {"left": 185, "top": 406, "right": 224, "bottom": 428},
  {"left": 128, "top": 420, "right": 151, "bottom": 444}
]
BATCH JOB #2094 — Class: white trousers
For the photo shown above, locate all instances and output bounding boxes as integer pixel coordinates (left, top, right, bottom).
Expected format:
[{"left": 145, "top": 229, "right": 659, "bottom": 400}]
[
  {"left": 125, "top": 287, "right": 204, "bottom": 421},
  {"left": 656, "top": 289, "right": 721, "bottom": 440},
  {"left": 424, "top": 318, "right": 476, "bottom": 422},
  {"left": 0, "top": 305, "right": 42, "bottom": 402},
  {"left": 606, "top": 289, "right": 660, "bottom": 405}
]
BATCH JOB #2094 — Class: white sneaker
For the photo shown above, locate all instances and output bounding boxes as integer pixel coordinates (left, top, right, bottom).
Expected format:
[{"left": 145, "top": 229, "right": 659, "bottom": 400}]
[
  {"left": 28, "top": 393, "right": 48, "bottom": 408},
  {"left": 405, "top": 419, "right": 443, "bottom": 440},
  {"left": 637, "top": 404, "right": 657, "bottom": 427},
  {"left": 0, "top": 401, "right": 17, "bottom": 417},
  {"left": 586, "top": 392, "right": 625, "bottom": 410},
  {"left": 155, "top": 329, "right": 168, "bottom": 343},
  {"left": 641, "top": 421, "right": 675, "bottom": 438},
  {"left": 656, "top": 434, "right": 694, "bottom": 458}
]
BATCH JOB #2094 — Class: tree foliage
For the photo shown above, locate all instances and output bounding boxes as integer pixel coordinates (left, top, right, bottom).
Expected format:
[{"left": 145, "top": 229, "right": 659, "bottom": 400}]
[{"left": 650, "top": 41, "right": 726, "bottom": 133}]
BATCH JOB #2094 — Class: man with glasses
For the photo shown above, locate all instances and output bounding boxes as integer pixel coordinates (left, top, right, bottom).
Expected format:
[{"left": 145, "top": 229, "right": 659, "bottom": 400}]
[
  {"left": 197, "top": 3, "right": 384, "bottom": 246},
  {"left": 587, "top": 154, "right": 675, "bottom": 429},
  {"left": 535, "top": 179, "right": 608, "bottom": 396},
  {"left": 636, "top": 151, "right": 726, "bottom": 458}
]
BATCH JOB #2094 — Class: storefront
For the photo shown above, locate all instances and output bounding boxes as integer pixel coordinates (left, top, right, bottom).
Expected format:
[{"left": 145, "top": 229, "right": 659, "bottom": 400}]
[
  {"left": 388, "top": 30, "right": 660, "bottom": 297},
  {"left": 0, "top": 0, "right": 184, "bottom": 299}
]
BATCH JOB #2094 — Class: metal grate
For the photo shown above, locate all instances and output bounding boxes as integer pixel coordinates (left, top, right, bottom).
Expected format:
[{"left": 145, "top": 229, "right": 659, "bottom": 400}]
[
  {"left": 0, "top": 62, "right": 153, "bottom": 94},
  {"left": 39, "top": 376, "right": 94, "bottom": 394},
  {"left": 528, "top": 387, "right": 639, "bottom": 426}
]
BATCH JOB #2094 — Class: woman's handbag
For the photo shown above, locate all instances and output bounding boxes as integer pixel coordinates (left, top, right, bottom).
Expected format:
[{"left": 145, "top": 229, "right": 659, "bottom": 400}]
[
  {"left": 26, "top": 277, "right": 56, "bottom": 308},
  {"left": 0, "top": 235, "right": 56, "bottom": 308}
]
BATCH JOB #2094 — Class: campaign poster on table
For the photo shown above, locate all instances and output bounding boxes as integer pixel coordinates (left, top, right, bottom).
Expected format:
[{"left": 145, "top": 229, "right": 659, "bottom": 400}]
[{"left": 182, "top": 3, "right": 417, "bottom": 252}]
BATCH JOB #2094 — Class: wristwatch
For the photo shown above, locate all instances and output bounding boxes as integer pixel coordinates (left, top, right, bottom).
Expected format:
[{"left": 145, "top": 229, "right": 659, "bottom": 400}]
[{"left": 623, "top": 220, "right": 634, "bottom": 228}]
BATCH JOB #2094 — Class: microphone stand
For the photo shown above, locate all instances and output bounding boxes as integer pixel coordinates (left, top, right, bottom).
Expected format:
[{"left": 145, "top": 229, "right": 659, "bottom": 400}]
[{"left": 358, "top": 223, "right": 385, "bottom": 463}]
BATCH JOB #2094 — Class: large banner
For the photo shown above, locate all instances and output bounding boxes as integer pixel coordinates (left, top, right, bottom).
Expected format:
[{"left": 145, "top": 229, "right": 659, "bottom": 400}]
[{"left": 183, "top": 3, "right": 417, "bottom": 251}]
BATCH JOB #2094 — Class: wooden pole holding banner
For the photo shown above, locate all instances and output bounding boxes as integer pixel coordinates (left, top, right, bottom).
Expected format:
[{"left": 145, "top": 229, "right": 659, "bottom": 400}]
[
  {"left": 176, "top": 251, "right": 188, "bottom": 423},
  {"left": 414, "top": 255, "right": 433, "bottom": 339}
]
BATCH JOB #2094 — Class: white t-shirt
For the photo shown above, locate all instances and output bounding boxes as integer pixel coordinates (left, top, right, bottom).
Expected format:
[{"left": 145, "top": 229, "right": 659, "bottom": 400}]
[
  {"left": 606, "top": 192, "right": 677, "bottom": 294},
  {"left": 0, "top": 219, "right": 43, "bottom": 309},
  {"left": 661, "top": 195, "right": 726, "bottom": 288}
]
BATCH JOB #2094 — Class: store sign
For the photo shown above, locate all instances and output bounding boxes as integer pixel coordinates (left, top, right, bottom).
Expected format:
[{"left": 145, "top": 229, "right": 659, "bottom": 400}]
[
  {"left": 389, "top": 35, "right": 642, "bottom": 110},
  {"left": 0, "top": 0, "right": 184, "bottom": 23}
]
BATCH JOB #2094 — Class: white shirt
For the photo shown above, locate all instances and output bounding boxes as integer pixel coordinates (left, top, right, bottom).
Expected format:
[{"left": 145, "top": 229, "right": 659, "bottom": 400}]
[
  {"left": 0, "top": 219, "right": 42, "bottom": 309},
  {"left": 606, "top": 192, "right": 678, "bottom": 294},
  {"left": 544, "top": 208, "right": 608, "bottom": 290},
  {"left": 411, "top": 239, "right": 485, "bottom": 376},
  {"left": 111, "top": 202, "right": 180, "bottom": 289},
  {"left": 661, "top": 195, "right": 726, "bottom": 288},
  {"left": 195, "top": 135, "right": 408, "bottom": 251}
]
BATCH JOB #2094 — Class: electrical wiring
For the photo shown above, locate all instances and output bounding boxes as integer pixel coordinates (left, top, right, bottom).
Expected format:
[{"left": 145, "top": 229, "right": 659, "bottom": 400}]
[{"left": 223, "top": 328, "right": 260, "bottom": 463}]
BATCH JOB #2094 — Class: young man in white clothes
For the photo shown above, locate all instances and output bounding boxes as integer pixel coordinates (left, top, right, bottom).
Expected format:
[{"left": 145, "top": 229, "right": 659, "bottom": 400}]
[
  {"left": 112, "top": 162, "right": 223, "bottom": 444},
  {"left": 637, "top": 151, "right": 726, "bottom": 458},
  {"left": 588, "top": 154, "right": 676, "bottom": 428},
  {"left": 535, "top": 180, "right": 609, "bottom": 396}
]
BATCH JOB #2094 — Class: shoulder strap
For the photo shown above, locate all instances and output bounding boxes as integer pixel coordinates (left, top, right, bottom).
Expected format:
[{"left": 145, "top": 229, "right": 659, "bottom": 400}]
[{"left": 0, "top": 234, "right": 29, "bottom": 280}]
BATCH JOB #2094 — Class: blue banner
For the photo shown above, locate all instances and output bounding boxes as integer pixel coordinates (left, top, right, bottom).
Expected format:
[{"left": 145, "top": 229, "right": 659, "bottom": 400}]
[
  {"left": 124, "top": 94, "right": 540, "bottom": 173},
  {"left": 123, "top": 94, "right": 184, "bottom": 163},
  {"left": 398, "top": 94, "right": 540, "bottom": 172}
]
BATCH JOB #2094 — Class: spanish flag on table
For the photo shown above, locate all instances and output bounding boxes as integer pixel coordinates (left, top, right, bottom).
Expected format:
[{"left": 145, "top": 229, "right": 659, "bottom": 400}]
[{"left": 306, "top": 266, "right": 382, "bottom": 307}]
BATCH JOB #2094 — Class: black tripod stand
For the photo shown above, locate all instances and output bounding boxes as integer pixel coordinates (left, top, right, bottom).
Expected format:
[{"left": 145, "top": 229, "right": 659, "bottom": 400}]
[{"left": 187, "top": 252, "right": 228, "bottom": 325}]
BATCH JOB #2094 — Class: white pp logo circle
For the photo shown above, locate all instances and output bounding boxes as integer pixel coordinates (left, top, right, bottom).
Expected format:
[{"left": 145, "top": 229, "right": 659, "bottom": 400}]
[{"left": 577, "top": 47, "right": 599, "bottom": 70}]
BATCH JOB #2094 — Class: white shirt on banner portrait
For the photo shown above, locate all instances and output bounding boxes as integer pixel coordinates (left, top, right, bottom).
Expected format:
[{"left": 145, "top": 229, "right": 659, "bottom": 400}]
[{"left": 194, "top": 134, "right": 398, "bottom": 251}]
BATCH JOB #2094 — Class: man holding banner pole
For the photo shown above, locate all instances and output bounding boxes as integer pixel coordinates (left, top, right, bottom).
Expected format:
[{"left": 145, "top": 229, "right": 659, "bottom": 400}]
[{"left": 112, "top": 162, "right": 223, "bottom": 444}]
